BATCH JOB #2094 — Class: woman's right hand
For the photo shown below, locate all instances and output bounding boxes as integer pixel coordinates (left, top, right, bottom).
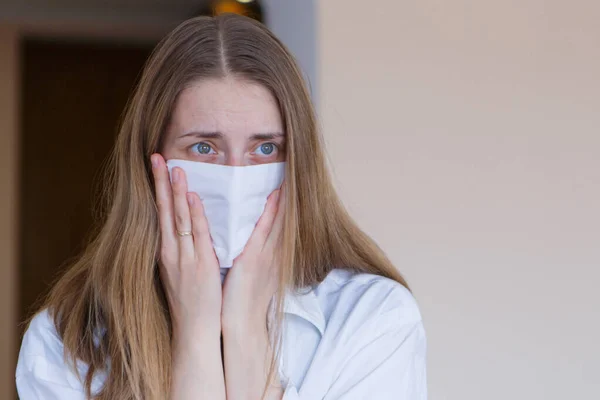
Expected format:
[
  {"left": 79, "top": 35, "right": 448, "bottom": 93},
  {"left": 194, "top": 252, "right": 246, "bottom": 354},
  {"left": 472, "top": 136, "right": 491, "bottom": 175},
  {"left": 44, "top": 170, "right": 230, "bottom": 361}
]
[
  {"left": 151, "top": 153, "right": 221, "bottom": 334},
  {"left": 150, "top": 153, "right": 225, "bottom": 400}
]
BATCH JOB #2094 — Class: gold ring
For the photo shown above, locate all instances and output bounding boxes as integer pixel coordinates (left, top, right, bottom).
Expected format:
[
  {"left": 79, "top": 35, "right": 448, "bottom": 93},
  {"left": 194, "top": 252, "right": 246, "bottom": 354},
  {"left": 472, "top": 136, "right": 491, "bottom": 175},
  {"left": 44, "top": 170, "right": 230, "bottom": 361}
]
[{"left": 176, "top": 230, "right": 192, "bottom": 237}]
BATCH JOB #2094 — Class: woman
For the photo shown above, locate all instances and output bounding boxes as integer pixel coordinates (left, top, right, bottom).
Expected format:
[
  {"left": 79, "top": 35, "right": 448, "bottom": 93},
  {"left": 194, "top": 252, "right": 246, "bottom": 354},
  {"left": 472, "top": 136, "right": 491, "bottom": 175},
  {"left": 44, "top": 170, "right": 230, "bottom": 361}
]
[{"left": 16, "top": 14, "right": 427, "bottom": 400}]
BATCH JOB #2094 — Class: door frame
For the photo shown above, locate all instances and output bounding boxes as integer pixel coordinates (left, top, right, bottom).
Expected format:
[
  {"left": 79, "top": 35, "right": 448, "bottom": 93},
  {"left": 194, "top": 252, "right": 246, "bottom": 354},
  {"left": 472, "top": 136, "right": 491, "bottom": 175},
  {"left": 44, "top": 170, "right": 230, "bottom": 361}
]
[{"left": 0, "top": 15, "right": 176, "bottom": 398}]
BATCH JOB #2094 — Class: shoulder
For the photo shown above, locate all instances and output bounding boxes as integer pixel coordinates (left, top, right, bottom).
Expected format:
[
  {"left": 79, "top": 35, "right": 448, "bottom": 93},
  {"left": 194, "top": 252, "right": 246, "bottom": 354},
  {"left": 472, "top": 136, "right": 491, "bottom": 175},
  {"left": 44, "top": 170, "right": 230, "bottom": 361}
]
[
  {"left": 17, "top": 309, "right": 65, "bottom": 368},
  {"left": 318, "top": 268, "right": 422, "bottom": 317},
  {"left": 315, "top": 268, "right": 423, "bottom": 331},
  {"left": 281, "top": 269, "right": 427, "bottom": 395},
  {"left": 16, "top": 309, "right": 97, "bottom": 397}
]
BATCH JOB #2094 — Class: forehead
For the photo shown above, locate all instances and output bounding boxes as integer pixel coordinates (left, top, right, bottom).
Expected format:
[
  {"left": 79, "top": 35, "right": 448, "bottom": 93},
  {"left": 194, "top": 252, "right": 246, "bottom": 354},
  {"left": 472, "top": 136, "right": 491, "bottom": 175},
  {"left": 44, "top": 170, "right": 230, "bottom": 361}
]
[{"left": 170, "top": 77, "right": 283, "bottom": 135}]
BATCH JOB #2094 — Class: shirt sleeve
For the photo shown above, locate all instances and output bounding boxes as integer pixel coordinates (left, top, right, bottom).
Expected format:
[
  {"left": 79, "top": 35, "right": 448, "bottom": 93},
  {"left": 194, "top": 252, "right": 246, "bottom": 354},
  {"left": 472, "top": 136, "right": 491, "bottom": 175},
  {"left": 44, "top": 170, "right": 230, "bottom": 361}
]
[
  {"left": 281, "top": 305, "right": 427, "bottom": 399},
  {"left": 16, "top": 310, "right": 87, "bottom": 400},
  {"left": 16, "top": 357, "right": 87, "bottom": 400}
]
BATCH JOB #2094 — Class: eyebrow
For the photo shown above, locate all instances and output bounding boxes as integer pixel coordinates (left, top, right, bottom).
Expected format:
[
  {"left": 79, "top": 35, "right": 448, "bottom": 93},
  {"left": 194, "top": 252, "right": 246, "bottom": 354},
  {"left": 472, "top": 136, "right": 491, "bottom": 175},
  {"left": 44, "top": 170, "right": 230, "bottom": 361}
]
[{"left": 179, "top": 131, "right": 285, "bottom": 140}]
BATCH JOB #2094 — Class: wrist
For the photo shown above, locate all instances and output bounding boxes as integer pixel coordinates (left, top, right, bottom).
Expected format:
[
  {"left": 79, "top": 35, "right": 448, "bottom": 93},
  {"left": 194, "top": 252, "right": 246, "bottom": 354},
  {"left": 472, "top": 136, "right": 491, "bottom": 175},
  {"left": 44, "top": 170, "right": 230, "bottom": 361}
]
[
  {"left": 222, "top": 307, "right": 267, "bottom": 333},
  {"left": 171, "top": 328, "right": 226, "bottom": 400},
  {"left": 173, "top": 321, "right": 221, "bottom": 351},
  {"left": 222, "top": 319, "right": 268, "bottom": 350},
  {"left": 222, "top": 320, "right": 278, "bottom": 400}
]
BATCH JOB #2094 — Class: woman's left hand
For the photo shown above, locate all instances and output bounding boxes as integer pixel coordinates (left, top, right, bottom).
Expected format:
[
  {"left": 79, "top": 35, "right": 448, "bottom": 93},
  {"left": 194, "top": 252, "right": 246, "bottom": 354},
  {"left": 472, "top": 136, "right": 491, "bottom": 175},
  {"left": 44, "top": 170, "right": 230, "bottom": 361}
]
[{"left": 221, "top": 188, "right": 286, "bottom": 400}]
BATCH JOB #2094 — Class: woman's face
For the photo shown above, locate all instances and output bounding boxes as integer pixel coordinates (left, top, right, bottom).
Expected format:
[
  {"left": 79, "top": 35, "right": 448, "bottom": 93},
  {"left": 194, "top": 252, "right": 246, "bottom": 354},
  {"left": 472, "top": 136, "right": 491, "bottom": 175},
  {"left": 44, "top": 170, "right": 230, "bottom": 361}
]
[{"left": 161, "top": 77, "right": 285, "bottom": 166}]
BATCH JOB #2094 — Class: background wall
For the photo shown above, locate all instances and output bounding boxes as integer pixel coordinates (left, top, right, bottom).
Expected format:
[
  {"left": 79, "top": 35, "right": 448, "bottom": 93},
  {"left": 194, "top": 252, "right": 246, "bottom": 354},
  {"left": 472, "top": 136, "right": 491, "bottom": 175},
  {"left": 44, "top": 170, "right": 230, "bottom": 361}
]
[
  {"left": 262, "top": 0, "right": 318, "bottom": 105},
  {"left": 317, "top": 1, "right": 599, "bottom": 399}
]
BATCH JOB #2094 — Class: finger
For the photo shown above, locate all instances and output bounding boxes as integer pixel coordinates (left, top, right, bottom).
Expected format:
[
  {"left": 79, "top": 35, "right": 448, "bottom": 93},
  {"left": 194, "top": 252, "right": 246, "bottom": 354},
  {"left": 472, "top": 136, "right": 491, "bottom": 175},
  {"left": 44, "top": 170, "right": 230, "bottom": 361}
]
[
  {"left": 187, "top": 192, "right": 217, "bottom": 263},
  {"left": 151, "top": 154, "right": 178, "bottom": 258},
  {"left": 265, "top": 185, "right": 286, "bottom": 252},
  {"left": 244, "top": 189, "right": 280, "bottom": 254},
  {"left": 170, "top": 167, "right": 195, "bottom": 262}
]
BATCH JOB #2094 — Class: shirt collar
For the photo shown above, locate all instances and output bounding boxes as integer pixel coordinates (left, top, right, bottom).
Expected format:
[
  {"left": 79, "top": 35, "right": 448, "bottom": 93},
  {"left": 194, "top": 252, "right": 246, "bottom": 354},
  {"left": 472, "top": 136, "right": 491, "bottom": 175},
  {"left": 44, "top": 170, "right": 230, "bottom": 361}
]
[
  {"left": 223, "top": 267, "right": 326, "bottom": 335},
  {"left": 282, "top": 287, "right": 326, "bottom": 335}
]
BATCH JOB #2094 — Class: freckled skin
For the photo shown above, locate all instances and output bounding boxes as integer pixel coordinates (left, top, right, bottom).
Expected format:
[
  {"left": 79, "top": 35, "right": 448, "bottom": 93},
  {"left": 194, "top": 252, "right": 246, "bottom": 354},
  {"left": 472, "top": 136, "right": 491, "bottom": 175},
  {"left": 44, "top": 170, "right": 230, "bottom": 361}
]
[{"left": 162, "top": 77, "right": 286, "bottom": 166}]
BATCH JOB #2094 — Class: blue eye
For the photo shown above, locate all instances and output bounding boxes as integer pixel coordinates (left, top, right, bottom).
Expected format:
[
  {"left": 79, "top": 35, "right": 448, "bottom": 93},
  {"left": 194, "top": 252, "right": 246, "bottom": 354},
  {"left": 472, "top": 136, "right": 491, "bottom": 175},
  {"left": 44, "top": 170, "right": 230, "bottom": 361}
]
[
  {"left": 256, "top": 143, "right": 276, "bottom": 156},
  {"left": 194, "top": 142, "right": 214, "bottom": 155}
]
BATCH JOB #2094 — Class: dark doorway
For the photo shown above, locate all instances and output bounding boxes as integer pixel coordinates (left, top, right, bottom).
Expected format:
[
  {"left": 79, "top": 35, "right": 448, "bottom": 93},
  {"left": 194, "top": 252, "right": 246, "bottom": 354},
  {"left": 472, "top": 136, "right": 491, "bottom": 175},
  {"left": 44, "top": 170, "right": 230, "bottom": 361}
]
[{"left": 18, "top": 39, "right": 152, "bottom": 329}]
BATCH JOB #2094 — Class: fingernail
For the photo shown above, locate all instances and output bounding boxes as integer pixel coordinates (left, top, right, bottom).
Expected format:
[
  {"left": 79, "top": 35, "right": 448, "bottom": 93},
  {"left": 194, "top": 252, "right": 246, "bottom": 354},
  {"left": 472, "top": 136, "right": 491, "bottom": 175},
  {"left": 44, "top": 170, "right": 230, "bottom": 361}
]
[
  {"left": 172, "top": 168, "right": 180, "bottom": 183},
  {"left": 151, "top": 155, "right": 158, "bottom": 168},
  {"left": 187, "top": 193, "right": 195, "bottom": 206}
]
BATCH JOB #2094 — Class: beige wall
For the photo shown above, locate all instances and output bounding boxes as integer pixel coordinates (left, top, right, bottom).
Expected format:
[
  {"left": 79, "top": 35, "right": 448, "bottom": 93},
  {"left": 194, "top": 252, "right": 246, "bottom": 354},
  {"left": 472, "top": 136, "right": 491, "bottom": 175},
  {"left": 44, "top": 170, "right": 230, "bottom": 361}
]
[
  {"left": 0, "top": 25, "right": 18, "bottom": 399},
  {"left": 318, "top": 1, "right": 599, "bottom": 399}
]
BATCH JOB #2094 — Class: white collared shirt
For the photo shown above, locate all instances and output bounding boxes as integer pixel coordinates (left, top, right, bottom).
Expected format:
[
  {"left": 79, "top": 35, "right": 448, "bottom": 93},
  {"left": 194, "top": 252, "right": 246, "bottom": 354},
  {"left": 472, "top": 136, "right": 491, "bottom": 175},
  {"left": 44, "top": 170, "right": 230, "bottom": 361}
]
[{"left": 16, "top": 269, "right": 427, "bottom": 399}]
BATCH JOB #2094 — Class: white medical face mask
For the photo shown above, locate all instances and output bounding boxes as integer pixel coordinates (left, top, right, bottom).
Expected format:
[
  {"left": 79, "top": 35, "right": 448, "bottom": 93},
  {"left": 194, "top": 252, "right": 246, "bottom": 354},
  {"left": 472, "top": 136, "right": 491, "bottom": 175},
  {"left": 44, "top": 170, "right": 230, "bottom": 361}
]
[{"left": 166, "top": 159, "right": 285, "bottom": 269}]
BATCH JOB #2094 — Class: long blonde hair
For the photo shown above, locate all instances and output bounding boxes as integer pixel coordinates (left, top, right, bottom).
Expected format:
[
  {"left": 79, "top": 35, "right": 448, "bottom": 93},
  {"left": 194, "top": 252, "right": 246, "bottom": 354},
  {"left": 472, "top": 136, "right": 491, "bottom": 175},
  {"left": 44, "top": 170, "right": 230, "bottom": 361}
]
[{"left": 38, "top": 14, "right": 409, "bottom": 399}]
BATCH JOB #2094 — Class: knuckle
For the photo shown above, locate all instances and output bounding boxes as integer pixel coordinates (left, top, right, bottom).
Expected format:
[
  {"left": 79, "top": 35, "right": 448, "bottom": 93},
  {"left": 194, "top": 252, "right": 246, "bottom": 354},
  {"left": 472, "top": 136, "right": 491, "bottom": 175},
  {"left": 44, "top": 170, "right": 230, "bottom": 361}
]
[
  {"left": 192, "top": 224, "right": 208, "bottom": 237},
  {"left": 267, "top": 206, "right": 278, "bottom": 218},
  {"left": 175, "top": 214, "right": 186, "bottom": 227},
  {"left": 160, "top": 250, "right": 177, "bottom": 268},
  {"left": 179, "top": 255, "right": 195, "bottom": 270},
  {"left": 254, "top": 230, "right": 268, "bottom": 243},
  {"left": 257, "top": 222, "right": 270, "bottom": 235},
  {"left": 171, "top": 180, "right": 182, "bottom": 193}
]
